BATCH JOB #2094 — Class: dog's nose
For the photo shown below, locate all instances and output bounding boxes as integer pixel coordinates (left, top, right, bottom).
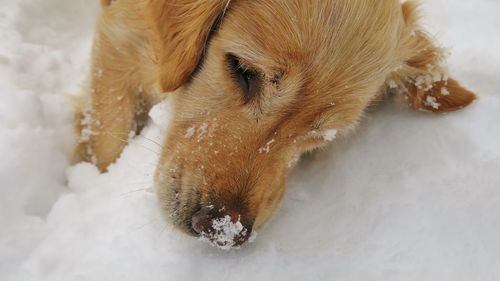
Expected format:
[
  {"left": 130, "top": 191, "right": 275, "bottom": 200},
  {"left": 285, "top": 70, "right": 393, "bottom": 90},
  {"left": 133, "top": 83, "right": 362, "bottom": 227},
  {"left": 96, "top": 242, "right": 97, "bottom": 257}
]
[
  {"left": 191, "top": 206, "right": 251, "bottom": 249},
  {"left": 191, "top": 206, "right": 213, "bottom": 234}
]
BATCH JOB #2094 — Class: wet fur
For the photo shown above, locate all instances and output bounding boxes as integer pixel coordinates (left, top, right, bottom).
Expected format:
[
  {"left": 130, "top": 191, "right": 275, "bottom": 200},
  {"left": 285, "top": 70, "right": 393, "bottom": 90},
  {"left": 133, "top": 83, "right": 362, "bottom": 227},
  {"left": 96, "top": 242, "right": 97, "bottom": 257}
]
[{"left": 75, "top": 0, "right": 476, "bottom": 236}]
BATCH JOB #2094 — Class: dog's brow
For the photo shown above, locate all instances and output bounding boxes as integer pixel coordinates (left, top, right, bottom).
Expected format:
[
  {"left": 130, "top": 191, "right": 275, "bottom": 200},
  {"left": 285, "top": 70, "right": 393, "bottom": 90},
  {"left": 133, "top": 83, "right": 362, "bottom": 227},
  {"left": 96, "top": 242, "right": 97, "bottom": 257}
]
[
  {"left": 228, "top": 55, "right": 257, "bottom": 71},
  {"left": 229, "top": 53, "right": 287, "bottom": 85},
  {"left": 224, "top": 45, "right": 287, "bottom": 74}
]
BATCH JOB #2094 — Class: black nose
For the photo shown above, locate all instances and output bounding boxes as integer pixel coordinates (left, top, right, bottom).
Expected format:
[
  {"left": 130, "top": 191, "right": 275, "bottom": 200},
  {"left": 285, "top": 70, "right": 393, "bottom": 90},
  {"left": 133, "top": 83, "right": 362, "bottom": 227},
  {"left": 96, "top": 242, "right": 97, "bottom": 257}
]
[
  {"left": 191, "top": 206, "right": 251, "bottom": 249},
  {"left": 191, "top": 206, "right": 213, "bottom": 234}
]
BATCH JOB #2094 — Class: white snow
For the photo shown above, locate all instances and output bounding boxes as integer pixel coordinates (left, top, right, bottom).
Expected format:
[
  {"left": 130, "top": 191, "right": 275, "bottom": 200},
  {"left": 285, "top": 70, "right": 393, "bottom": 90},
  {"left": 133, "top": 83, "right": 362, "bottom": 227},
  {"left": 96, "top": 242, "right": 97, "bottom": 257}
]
[
  {"left": 184, "top": 127, "right": 195, "bottom": 138},
  {"left": 200, "top": 215, "right": 248, "bottom": 251},
  {"left": 387, "top": 79, "right": 398, "bottom": 89},
  {"left": 287, "top": 153, "right": 300, "bottom": 168},
  {"left": 424, "top": 95, "right": 441, "bottom": 110},
  {"left": 258, "top": 139, "right": 276, "bottom": 154},
  {"left": 441, "top": 87, "right": 450, "bottom": 96},
  {"left": 197, "top": 122, "right": 209, "bottom": 139},
  {"left": 323, "top": 129, "right": 338, "bottom": 142},
  {"left": 78, "top": 103, "right": 93, "bottom": 143},
  {"left": 1, "top": 1, "right": 500, "bottom": 280}
]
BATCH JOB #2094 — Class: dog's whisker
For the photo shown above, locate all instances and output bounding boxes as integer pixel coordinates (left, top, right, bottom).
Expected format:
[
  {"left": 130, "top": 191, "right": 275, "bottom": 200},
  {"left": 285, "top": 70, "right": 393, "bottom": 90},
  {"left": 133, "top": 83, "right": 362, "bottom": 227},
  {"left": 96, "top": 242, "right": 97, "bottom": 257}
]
[
  {"left": 119, "top": 187, "right": 153, "bottom": 197},
  {"left": 136, "top": 135, "right": 164, "bottom": 150},
  {"left": 155, "top": 222, "right": 174, "bottom": 241},
  {"left": 128, "top": 220, "right": 155, "bottom": 234},
  {"left": 121, "top": 180, "right": 155, "bottom": 186},
  {"left": 97, "top": 130, "right": 164, "bottom": 150},
  {"left": 97, "top": 130, "right": 162, "bottom": 156}
]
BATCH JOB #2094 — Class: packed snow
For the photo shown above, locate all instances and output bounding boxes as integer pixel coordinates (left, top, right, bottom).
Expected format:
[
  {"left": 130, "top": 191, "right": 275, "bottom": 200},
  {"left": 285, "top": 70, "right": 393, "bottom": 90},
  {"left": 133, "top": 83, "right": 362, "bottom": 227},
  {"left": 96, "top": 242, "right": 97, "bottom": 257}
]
[{"left": 1, "top": 0, "right": 500, "bottom": 280}]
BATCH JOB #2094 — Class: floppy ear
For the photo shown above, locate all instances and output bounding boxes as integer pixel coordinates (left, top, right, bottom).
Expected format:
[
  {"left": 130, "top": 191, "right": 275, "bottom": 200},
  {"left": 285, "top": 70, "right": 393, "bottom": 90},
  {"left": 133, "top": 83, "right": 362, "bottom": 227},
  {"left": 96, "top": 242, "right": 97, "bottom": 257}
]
[
  {"left": 389, "top": 1, "right": 477, "bottom": 112},
  {"left": 405, "top": 77, "right": 477, "bottom": 112},
  {"left": 147, "top": 0, "right": 230, "bottom": 92}
]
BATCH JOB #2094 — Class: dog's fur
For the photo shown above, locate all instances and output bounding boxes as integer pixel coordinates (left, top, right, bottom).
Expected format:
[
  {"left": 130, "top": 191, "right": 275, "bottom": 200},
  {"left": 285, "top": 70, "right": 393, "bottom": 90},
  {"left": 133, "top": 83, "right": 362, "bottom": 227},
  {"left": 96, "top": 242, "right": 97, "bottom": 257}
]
[{"left": 75, "top": 0, "right": 476, "bottom": 246}]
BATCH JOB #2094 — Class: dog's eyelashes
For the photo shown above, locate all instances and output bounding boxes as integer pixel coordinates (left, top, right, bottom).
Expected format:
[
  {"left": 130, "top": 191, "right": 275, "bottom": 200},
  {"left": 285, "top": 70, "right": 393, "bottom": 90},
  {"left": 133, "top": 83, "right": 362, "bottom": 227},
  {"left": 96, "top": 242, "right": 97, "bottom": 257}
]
[{"left": 227, "top": 54, "right": 261, "bottom": 103}]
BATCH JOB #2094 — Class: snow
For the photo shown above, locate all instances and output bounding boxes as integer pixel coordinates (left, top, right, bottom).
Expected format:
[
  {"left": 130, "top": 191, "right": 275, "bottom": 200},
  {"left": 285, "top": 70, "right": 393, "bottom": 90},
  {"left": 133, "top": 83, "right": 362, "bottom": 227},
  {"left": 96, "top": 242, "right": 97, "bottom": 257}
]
[
  {"left": 1, "top": 0, "right": 500, "bottom": 280},
  {"left": 387, "top": 79, "right": 398, "bottom": 89},
  {"left": 424, "top": 95, "right": 441, "bottom": 110},
  {"left": 258, "top": 139, "right": 276, "bottom": 153},
  {"left": 184, "top": 127, "right": 195, "bottom": 138},
  {"left": 199, "top": 215, "right": 248, "bottom": 251},
  {"left": 441, "top": 87, "right": 450, "bottom": 96},
  {"left": 323, "top": 129, "right": 338, "bottom": 142}
]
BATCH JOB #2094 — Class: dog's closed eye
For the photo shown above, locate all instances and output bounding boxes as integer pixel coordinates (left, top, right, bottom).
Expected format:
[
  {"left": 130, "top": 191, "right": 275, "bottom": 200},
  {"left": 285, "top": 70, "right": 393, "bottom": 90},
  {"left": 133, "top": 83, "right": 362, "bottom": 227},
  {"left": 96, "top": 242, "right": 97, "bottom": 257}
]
[{"left": 227, "top": 54, "right": 262, "bottom": 104}]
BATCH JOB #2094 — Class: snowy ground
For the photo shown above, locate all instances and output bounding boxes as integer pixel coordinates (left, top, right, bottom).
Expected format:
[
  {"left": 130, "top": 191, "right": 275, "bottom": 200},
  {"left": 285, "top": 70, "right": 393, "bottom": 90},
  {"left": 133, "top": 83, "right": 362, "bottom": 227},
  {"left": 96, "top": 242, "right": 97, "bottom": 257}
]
[{"left": 1, "top": 1, "right": 499, "bottom": 280}]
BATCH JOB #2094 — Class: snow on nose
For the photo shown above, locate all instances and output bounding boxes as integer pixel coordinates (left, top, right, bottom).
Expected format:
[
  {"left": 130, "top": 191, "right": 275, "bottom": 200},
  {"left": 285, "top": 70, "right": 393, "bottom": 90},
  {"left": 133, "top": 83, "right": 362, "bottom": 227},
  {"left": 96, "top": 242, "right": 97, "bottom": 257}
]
[{"left": 191, "top": 206, "right": 253, "bottom": 250}]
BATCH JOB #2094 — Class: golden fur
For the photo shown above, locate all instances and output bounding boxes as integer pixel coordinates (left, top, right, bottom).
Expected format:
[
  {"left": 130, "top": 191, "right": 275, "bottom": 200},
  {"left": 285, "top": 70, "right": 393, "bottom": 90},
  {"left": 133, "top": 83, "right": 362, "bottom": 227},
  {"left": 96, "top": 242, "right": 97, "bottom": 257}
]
[{"left": 75, "top": 0, "right": 476, "bottom": 246}]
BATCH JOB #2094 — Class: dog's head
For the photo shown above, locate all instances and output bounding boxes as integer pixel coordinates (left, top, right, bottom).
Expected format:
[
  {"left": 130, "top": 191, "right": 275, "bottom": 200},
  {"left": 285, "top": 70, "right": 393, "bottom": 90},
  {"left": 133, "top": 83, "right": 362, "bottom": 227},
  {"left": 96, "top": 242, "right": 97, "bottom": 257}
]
[{"left": 151, "top": 0, "right": 476, "bottom": 248}]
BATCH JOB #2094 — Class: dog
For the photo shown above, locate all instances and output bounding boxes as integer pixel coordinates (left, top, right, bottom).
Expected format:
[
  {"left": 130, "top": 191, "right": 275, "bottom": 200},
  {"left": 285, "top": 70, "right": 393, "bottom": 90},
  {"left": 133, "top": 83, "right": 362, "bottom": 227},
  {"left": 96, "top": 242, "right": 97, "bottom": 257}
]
[{"left": 74, "top": 0, "right": 476, "bottom": 249}]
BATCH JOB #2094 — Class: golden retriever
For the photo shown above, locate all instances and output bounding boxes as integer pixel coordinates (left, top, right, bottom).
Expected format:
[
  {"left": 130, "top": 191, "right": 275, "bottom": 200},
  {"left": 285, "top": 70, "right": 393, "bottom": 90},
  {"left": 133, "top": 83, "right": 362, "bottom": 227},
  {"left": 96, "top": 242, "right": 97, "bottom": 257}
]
[{"left": 74, "top": 0, "right": 476, "bottom": 249}]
